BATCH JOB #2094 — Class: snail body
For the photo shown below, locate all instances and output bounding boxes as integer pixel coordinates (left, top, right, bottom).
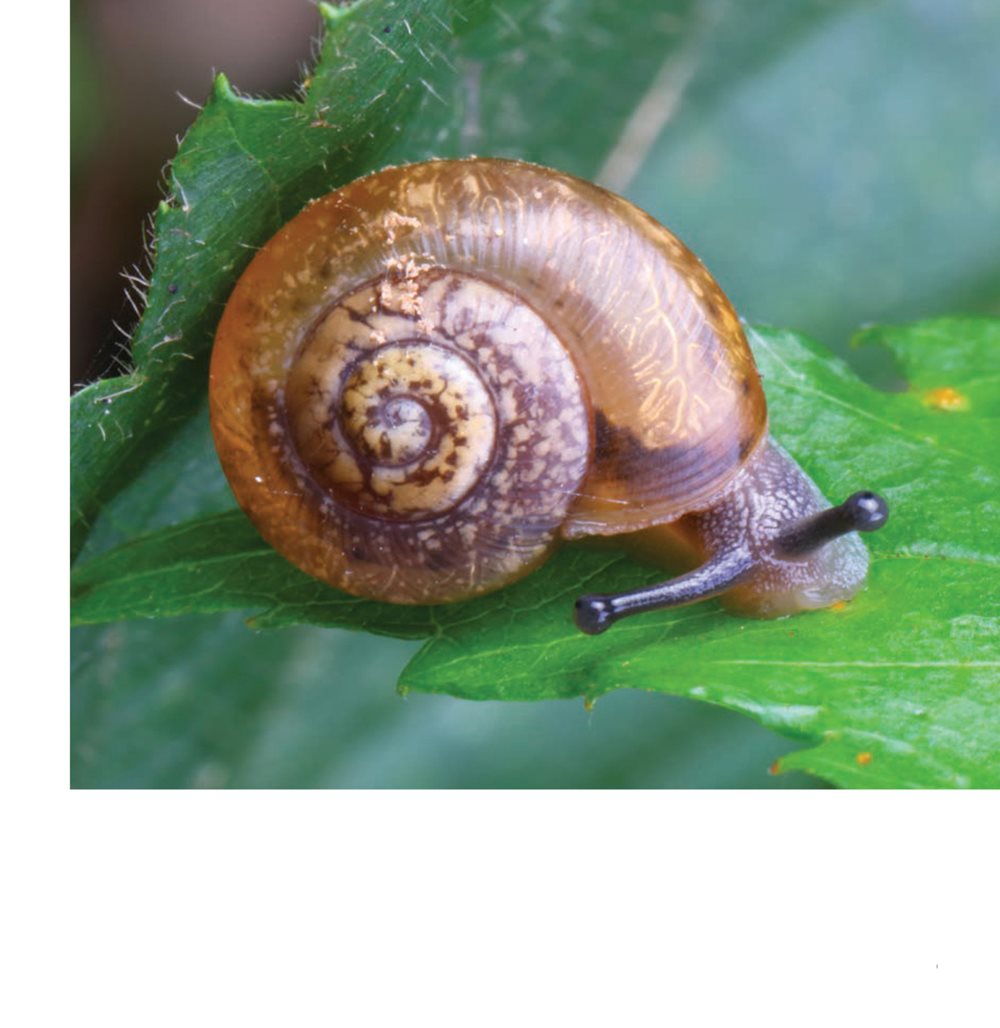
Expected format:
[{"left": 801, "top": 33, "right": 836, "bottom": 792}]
[{"left": 210, "top": 158, "right": 887, "bottom": 633}]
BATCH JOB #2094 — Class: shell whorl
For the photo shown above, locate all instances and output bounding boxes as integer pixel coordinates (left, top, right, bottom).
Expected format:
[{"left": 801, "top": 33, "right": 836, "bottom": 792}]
[
  {"left": 210, "top": 157, "right": 767, "bottom": 604},
  {"left": 213, "top": 260, "right": 590, "bottom": 603}
]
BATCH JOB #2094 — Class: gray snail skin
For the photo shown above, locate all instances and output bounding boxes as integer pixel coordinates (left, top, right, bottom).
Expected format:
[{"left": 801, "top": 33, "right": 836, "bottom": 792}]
[{"left": 209, "top": 157, "right": 888, "bottom": 635}]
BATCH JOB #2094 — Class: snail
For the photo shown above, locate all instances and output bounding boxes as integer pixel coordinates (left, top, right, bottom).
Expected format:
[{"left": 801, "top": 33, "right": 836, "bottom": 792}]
[{"left": 210, "top": 157, "right": 888, "bottom": 635}]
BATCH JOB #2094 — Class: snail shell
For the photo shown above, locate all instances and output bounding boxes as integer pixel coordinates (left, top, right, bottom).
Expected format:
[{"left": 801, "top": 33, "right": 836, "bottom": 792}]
[{"left": 210, "top": 158, "right": 766, "bottom": 604}]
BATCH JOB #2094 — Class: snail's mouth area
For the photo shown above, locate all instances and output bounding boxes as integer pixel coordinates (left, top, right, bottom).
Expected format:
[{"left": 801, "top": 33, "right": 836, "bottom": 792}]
[{"left": 721, "top": 531, "right": 870, "bottom": 617}]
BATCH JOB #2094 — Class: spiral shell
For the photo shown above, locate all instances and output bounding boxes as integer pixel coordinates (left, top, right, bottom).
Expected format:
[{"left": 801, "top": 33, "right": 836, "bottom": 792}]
[{"left": 210, "top": 158, "right": 766, "bottom": 604}]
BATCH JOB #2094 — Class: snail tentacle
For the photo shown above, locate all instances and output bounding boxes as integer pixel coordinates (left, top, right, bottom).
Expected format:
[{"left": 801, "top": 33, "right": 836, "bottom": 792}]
[
  {"left": 574, "top": 547, "right": 753, "bottom": 635},
  {"left": 775, "top": 491, "right": 889, "bottom": 557}
]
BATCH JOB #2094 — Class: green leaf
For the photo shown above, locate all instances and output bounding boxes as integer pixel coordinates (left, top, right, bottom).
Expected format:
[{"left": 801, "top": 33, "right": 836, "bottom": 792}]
[
  {"left": 406, "top": 318, "right": 1000, "bottom": 789},
  {"left": 72, "top": 318, "right": 1000, "bottom": 788},
  {"left": 405, "top": 318, "right": 1000, "bottom": 789},
  {"left": 71, "top": 509, "right": 438, "bottom": 640}
]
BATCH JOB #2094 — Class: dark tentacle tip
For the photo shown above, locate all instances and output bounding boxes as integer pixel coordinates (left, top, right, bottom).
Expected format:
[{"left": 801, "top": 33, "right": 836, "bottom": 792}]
[
  {"left": 843, "top": 491, "right": 889, "bottom": 533},
  {"left": 574, "top": 595, "right": 616, "bottom": 635},
  {"left": 776, "top": 490, "right": 890, "bottom": 557}
]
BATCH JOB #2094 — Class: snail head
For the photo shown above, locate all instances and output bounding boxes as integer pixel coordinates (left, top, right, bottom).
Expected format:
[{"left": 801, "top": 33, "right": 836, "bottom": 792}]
[{"left": 574, "top": 439, "right": 889, "bottom": 635}]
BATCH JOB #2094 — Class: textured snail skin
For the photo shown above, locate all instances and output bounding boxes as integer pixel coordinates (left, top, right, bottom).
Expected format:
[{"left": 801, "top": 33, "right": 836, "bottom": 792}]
[{"left": 210, "top": 157, "right": 885, "bottom": 623}]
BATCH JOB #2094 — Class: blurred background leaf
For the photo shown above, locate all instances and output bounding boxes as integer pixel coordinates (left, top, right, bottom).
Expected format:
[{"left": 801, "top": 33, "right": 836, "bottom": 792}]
[{"left": 71, "top": 0, "right": 1000, "bottom": 788}]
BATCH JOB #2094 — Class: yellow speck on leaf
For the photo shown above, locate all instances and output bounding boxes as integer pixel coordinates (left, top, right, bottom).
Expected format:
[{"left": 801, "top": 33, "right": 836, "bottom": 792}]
[
  {"left": 856, "top": 751, "right": 873, "bottom": 766},
  {"left": 923, "top": 386, "right": 969, "bottom": 412}
]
